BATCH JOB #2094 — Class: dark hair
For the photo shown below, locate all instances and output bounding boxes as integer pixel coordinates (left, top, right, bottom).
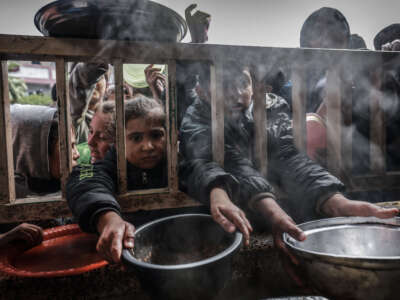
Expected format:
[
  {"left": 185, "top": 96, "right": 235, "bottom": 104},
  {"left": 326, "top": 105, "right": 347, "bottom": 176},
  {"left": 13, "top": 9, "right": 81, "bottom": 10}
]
[
  {"left": 300, "top": 7, "right": 350, "bottom": 48},
  {"left": 124, "top": 95, "right": 165, "bottom": 125},
  {"left": 374, "top": 23, "right": 400, "bottom": 50},
  {"left": 94, "top": 100, "right": 116, "bottom": 115},
  {"left": 350, "top": 34, "right": 367, "bottom": 50},
  {"left": 108, "top": 95, "right": 165, "bottom": 138}
]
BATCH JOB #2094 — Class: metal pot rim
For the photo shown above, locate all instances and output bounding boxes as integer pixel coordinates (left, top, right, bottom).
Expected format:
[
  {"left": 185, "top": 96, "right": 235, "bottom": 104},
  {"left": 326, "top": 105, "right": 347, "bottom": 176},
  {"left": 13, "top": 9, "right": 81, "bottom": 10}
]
[
  {"left": 283, "top": 216, "right": 400, "bottom": 266},
  {"left": 122, "top": 213, "right": 243, "bottom": 270}
]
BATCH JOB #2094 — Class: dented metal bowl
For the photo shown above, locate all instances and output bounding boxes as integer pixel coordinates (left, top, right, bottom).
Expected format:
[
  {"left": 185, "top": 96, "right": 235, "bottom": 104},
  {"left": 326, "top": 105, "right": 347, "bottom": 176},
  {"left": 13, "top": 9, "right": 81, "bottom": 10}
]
[{"left": 283, "top": 217, "right": 400, "bottom": 300}]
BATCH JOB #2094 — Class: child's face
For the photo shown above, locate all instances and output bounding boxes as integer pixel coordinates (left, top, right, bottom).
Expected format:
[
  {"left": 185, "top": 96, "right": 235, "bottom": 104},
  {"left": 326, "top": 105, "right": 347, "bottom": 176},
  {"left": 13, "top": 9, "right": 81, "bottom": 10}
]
[
  {"left": 88, "top": 111, "right": 113, "bottom": 163},
  {"left": 125, "top": 115, "right": 166, "bottom": 169}
]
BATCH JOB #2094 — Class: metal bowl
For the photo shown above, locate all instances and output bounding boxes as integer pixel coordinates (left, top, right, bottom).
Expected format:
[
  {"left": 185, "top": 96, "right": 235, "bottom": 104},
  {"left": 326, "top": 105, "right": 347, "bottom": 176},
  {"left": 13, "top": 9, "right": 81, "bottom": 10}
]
[
  {"left": 122, "top": 214, "right": 242, "bottom": 300},
  {"left": 34, "top": 0, "right": 187, "bottom": 42},
  {"left": 284, "top": 217, "right": 400, "bottom": 300}
]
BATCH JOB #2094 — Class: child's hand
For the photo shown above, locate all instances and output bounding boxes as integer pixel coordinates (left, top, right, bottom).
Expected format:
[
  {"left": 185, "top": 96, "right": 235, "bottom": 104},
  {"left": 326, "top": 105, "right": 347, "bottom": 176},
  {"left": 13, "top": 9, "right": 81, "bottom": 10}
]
[{"left": 0, "top": 223, "right": 43, "bottom": 248}]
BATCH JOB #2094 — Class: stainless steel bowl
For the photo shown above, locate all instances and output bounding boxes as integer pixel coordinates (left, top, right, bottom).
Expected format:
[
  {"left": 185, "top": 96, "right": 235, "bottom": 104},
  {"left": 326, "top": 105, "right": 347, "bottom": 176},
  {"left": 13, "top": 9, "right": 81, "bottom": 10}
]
[{"left": 283, "top": 217, "right": 400, "bottom": 300}]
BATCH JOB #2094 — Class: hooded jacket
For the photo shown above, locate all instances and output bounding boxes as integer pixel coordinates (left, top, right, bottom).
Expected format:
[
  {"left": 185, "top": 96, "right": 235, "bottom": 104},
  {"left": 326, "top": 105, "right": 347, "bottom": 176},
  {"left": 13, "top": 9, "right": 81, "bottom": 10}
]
[
  {"left": 11, "top": 104, "right": 60, "bottom": 198},
  {"left": 179, "top": 93, "right": 345, "bottom": 223}
]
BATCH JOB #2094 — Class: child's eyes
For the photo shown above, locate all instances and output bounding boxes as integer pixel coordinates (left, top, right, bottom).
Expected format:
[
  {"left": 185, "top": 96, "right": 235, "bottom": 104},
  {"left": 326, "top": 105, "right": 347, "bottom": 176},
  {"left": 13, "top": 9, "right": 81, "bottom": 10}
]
[
  {"left": 151, "top": 131, "right": 164, "bottom": 140},
  {"left": 131, "top": 134, "right": 143, "bottom": 143}
]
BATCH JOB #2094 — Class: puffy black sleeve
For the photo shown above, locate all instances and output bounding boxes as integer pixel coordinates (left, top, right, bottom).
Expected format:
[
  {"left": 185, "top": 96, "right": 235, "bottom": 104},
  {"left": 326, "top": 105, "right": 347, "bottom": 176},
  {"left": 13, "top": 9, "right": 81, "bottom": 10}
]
[
  {"left": 267, "top": 106, "right": 345, "bottom": 223},
  {"left": 66, "top": 148, "right": 121, "bottom": 233}
]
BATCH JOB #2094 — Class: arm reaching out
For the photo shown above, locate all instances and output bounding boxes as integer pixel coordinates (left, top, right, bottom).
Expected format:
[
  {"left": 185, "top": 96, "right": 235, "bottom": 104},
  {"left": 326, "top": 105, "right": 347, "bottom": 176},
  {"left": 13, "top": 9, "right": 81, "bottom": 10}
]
[
  {"left": 185, "top": 4, "right": 211, "bottom": 43},
  {"left": 210, "top": 187, "right": 253, "bottom": 246},
  {"left": 96, "top": 211, "right": 135, "bottom": 264},
  {"left": 0, "top": 223, "right": 43, "bottom": 249}
]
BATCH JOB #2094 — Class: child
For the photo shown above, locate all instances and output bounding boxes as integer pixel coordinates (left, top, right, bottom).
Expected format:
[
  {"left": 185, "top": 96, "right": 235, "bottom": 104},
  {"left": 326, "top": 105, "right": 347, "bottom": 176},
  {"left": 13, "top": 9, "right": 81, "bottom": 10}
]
[{"left": 66, "top": 95, "right": 167, "bottom": 263}]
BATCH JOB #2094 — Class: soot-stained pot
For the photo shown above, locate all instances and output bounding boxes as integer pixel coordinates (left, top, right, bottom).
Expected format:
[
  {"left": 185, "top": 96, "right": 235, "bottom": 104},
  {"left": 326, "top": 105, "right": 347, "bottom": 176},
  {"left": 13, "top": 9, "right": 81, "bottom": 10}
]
[
  {"left": 34, "top": 0, "right": 187, "bottom": 42},
  {"left": 121, "top": 214, "right": 242, "bottom": 300}
]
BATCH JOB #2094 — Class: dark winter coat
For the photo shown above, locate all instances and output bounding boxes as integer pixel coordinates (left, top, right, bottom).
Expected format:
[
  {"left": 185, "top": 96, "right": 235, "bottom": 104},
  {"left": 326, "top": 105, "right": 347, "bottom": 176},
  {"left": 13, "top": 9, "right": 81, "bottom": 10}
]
[
  {"left": 179, "top": 94, "right": 345, "bottom": 223},
  {"left": 66, "top": 146, "right": 167, "bottom": 233}
]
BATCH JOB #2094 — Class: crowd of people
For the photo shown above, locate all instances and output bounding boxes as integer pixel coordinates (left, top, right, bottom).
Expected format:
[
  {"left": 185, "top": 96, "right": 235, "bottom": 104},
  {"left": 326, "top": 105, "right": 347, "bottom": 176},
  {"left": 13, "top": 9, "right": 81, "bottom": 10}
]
[{"left": 2, "top": 6, "right": 400, "bottom": 290}]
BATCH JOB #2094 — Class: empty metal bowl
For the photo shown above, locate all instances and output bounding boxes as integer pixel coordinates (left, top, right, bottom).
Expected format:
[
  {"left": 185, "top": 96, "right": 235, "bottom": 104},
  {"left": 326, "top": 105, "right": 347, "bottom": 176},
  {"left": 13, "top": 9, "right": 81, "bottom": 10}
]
[
  {"left": 122, "top": 213, "right": 242, "bottom": 300},
  {"left": 283, "top": 217, "right": 400, "bottom": 300}
]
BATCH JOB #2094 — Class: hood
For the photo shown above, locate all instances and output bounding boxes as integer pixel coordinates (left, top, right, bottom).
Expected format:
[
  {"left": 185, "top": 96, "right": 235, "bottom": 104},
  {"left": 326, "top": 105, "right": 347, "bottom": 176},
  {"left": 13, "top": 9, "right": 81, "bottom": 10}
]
[
  {"left": 300, "top": 7, "right": 350, "bottom": 48},
  {"left": 11, "top": 104, "right": 57, "bottom": 180}
]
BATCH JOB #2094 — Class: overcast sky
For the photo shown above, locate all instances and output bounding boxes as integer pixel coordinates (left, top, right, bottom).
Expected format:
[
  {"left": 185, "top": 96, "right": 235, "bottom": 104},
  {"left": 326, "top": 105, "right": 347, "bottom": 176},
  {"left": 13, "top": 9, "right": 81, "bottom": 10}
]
[{"left": 0, "top": 0, "right": 399, "bottom": 49}]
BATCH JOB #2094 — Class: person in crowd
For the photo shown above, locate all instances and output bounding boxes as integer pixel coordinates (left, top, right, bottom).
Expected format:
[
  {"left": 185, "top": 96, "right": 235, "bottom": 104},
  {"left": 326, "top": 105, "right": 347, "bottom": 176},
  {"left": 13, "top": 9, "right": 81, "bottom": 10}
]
[
  {"left": 279, "top": 7, "right": 351, "bottom": 117},
  {"left": 66, "top": 96, "right": 168, "bottom": 263},
  {"left": 372, "top": 23, "right": 400, "bottom": 171},
  {"left": 374, "top": 23, "right": 400, "bottom": 51},
  {"left": 349, "top": 33, "right": 368, "bottom": 50},
  {"left": 176, "top": 4, "right": 211, "bottom": 128},
  {"left": 300, "top": 7, "right": 350, "bottom": 50},
  {"left": 84, "top": 101, "right": 116, "bottom": 164},
  {"left": 70, "top": 62, "right": 164, "bottom": 164},
  {"left": 0, "top": 223, "right": 43, "bottom": 249},
  {"left": 185, "top": 3, "right": 211, "bottom": 44},
  {"left": 69, "top": 62, "right": 109, "bottom": 145},
  {"left": 297, "top": 7, "right": 351, "bottom": 113},
  {"left": 11, "top": 104, "right": 80, "bottom": 198},
  {"left": 179, "top": 63, "right": 399, "bottom": 258}
]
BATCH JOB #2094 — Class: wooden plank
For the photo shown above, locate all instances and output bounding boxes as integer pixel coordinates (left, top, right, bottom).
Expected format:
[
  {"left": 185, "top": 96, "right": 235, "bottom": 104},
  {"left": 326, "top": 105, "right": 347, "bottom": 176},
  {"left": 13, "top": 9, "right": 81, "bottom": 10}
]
[
  {"left": 166, "top": 60, "right": 179, "bottom": 193},
  {"left": 0, "top": 61, "right": 15, "bottom": 204},
  {"left": 291, "top": 62, "right": 307, "bottom": 151},
  {"left": 369, "top": 65, "right": 386, "bottom": 174},
  {"left": 210, "top": 62, "right": 224, "bottom": 166},
  {"left": 1, "top": 35, "right": 390, "bottom": 70},
  {"left": 0, "top": 191, "right": 200, "bottom": 224},
  {"left": 118, "top": 191, "right": 200, "bottom": 212},
  {"left": 349, "top": 174, "right": 400, "bottom": 192},
  {"left": 55, "top": 59, "right": 72, "bottom": 199},
  {"left": 0, "top": 35, "right": 296, "bottom": 63},
  {"left": 252, "top": 70, "right": 268, "bottom": 177},
  {"left": 114, "top": 60, "right": 127, "bottom": 194},
  {"left": 340, "top": 54, "right": 354, "bottom": 182},
  {"left": 325, "top": 68, "right": 342, "bottom": 176}
]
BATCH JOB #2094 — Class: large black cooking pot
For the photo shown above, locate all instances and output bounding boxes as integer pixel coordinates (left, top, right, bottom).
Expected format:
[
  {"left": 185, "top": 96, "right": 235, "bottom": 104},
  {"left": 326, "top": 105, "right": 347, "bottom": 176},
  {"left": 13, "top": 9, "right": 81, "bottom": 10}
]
[
  {"left": 34, "top": 0, "right": 187, "bottom": 42},
  {"left": 121, "top": 214, "right": 242, "bottom": 300}
]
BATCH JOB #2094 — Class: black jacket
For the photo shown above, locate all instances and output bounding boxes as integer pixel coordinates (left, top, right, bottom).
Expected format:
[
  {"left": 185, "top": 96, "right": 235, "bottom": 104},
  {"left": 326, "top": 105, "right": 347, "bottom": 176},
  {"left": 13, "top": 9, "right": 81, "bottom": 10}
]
[
  {"left": 66, "top": 146, "right": 167, "bottom": 233},
  {"left": 179, "top": 94, "right": 345, "bottom": 223}
]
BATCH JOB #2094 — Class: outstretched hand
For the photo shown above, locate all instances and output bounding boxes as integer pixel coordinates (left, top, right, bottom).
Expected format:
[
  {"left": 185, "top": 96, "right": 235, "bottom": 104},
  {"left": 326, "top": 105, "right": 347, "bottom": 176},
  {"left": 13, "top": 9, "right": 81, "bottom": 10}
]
[
  {"left": 96, "top": 211, "right": 135, "bottom": 264},
  {"left": 210, "top": 187, "right": 253, "bottom": 246},
  {"left": 321, "top": 193, "right": 399, "bottom": 219},
  {"left": 185, "top": 4, "right": 211, "bottom": 43},
  {"left": 144, "top": 64, "right": 167, "bottom": 101},
  {"left": 0, "top": 223, "right": 43, "bottom": 249},
  {"left": 255, "top": 197, "right": 306, "bottom": 287}
]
